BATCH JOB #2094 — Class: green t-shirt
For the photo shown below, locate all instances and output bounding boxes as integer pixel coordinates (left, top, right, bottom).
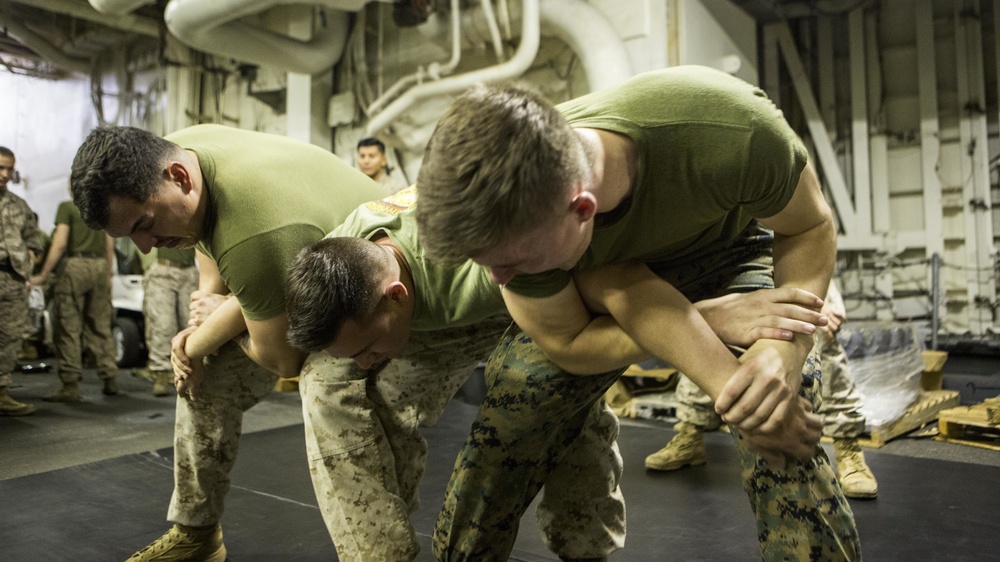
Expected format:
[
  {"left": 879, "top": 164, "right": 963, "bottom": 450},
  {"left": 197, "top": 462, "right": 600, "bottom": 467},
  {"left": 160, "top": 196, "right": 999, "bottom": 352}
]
[
  {"left": 328, "top": 188, "right": 504, "bottom": 331},
  {"left": 167, "top": 125, "right": 384, "bottom": 320},
  {"left": 157, "top": 247, "right": 195, "bottom": 267},
  {"left": 504, "top": 66, "right": 808, "bottom": 297},
  {"left": 55, "top": 200, "right": 106, "bottom": 255}
]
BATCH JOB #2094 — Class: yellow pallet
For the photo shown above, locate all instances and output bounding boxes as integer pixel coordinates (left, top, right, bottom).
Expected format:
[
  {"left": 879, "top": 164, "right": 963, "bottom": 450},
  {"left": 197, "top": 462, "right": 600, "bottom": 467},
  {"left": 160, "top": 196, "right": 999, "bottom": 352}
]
[
  {"left": 859, "top": 389, "right": 961, "bottom": 448},
  {"left": 934, "top": 398, "right": 1000, "bottom": 452}
]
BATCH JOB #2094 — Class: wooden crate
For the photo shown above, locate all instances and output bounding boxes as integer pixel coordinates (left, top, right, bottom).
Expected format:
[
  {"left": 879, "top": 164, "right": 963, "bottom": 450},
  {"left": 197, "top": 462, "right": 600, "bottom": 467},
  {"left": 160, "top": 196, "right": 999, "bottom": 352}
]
[
  {"left": 859, "top": 389, "right": 961, "bottom": 448},
  {"left": 935, "top": 398, "right": 1000, "bottom": 452}
]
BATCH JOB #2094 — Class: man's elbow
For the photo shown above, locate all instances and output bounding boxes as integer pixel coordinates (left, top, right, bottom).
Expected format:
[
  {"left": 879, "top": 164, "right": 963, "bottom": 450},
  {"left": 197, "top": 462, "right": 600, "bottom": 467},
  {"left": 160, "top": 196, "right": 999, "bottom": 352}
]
[
  {"left": 541, "top": 345, "right": 607, "bottom": 376},
  {"left": 254, "top": 351, "right": 304, "bottom": 378}
]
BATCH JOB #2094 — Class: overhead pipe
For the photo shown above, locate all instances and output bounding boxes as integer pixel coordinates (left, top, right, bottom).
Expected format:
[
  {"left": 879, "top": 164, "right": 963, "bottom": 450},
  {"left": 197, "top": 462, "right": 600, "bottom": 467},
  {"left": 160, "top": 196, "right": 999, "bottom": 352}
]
[
  {"left": 365, "top": 0, "right": 539, "bottom": 137},
  {"left": 11, "top": 0, "right": 159, "bottom": 36},
  {"left": 88, "top": 0, "right": 153, "bottom": 16},
  {"left": 0, "top": 16, "right": 91, "bottom": 74},
  {"left": 537, "top": 0, "right": 631, "bottom": 92},
  {"left": 164, "top": 0, "right": 353, "bottom": 75},
  {"left": 367, "top": 0, "right": 462, "bottom": 115}
]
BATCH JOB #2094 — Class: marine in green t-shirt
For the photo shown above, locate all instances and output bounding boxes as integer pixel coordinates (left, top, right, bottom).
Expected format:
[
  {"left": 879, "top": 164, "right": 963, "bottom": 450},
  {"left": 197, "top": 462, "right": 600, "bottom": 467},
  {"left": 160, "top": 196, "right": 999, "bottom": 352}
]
[
  {"left": 415, "top": 66, "right": 856, "bottom": 561},
  {"left": 285, "top": 187, "right": 505, "bottom": 363},
  {"left": 73, "top": 124, "right": 384, "bottom": 379},
  {"left": 54, "top": 200, "right": 108, "bottom": 257}
]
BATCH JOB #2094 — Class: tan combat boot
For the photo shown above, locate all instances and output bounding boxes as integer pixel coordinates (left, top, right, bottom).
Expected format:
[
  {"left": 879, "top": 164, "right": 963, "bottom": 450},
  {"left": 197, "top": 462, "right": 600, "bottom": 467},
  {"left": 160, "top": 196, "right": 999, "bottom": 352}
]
[
  {"left": 152, "top": 370, "right": 172, "bottom": 397},
  {"left": 0, "top": 387, "right": 36, "bottom": 416},
  {"left": 834, "top": 438, "right": 878, "bottom": 499},
  {"left": 126, "top": 524, "right": 227, "bottom": 562},
  {"left": 42, "top": 382, "right": 80, "bottom": 403},
  {"left": 645, "top": 422, "right": 706, "bottom": 471}
]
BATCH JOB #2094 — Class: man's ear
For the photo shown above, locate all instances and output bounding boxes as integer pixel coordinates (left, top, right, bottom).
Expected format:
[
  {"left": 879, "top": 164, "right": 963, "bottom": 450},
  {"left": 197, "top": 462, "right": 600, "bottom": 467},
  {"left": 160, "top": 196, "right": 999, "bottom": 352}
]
[
  {"left": 167, "top": 162, "right": 193, "bottom": 194},
  {"left": 385, "top": 281, "right": 409, "bottom": 303},
  {"left": 570, "top": 191, "right": 598, "bottom": 222}
]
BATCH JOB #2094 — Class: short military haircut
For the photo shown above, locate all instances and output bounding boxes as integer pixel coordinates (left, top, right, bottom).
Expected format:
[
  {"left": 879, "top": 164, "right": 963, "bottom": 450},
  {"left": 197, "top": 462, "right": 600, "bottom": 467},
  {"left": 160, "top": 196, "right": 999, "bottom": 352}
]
[
  {"left": 416, "top": 82, "right": 589, "bottom": 264},
  {"left": 71, "top": 126, "right": 178, "bottom": 229},
  {"left": 285, "top": 237, "right": 391, "bottom": 353},
  {"left": 357, "top": 137, "right": 387, "bottom": 154},
  {"left": 0, "top": 146, "right": 14, "bottom": 158}
]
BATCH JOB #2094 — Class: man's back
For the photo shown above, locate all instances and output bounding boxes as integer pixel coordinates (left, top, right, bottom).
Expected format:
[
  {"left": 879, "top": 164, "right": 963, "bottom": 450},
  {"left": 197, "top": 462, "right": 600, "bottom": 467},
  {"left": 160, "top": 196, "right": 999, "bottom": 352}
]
[{"left": 167, "top": 125, "right": 383, "bottom": 319}]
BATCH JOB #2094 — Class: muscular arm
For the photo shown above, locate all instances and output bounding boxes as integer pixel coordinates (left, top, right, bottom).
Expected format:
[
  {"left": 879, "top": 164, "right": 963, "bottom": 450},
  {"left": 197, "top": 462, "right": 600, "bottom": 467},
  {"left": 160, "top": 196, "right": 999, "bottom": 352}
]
[
  {"left": 196, "top": 251, "right": 229, "bottom": 294},
  {"left": 238, "top": 314, "right": 306, "bottom": 378},
  {"left": 180, "top": 290, "right": 306, "bottom": 378},
  {"left": 716, "top": 162, "right": 836, "bottom": 430}
]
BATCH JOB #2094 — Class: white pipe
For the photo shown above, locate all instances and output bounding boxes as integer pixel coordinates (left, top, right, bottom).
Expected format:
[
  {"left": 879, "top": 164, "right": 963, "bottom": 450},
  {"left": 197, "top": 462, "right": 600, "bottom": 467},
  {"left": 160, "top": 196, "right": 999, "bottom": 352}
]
[
  {"left": 480, "top": 0, "right": 506, "bottom": 61},
  {"left": 428, "top": 0, "right": 462, "bottom": 79},
  {"left": 164, "top": 0, "right": 352, "bottom": 75},
  {"left": 538, "top": 0, "right": 631, "bottom": 91},
  {"left": 0, "top": 17, "right": 90, "bottom": 74},
  {"left": 88, "top": 0, "right": 152, "bottom": 16},
  {"left": 11, "top": 0, "right": 159, "bottom": 36},
  {"left": 365, "top": 0, "right": 540, "bottom": 137}
]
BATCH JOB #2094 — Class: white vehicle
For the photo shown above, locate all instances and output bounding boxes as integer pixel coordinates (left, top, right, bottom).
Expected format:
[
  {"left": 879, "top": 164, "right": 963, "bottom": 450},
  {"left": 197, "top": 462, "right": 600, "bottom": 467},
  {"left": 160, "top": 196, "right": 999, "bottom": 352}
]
[
  {"left": 111, "top": 239, "right": 147, "bottom": 368},
  {"left": 111, "top": 273, "right": 146, "bottom": 368}
]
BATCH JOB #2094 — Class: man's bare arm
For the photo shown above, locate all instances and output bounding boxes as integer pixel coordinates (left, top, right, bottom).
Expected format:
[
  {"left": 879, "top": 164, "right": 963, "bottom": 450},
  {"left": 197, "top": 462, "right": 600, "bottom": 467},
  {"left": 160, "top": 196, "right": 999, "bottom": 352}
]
[{"left": 717, "top": 163, "right": 836, "bottom": 432}]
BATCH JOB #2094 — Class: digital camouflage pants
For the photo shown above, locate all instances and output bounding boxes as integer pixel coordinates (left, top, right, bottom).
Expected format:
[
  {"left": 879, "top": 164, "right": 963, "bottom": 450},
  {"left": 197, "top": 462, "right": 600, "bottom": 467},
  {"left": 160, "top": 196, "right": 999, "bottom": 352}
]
[
  {"left": 435, "top": 223, "right": 861, "bottom": 561},
  {"left": 0, "top": 268, "right": 28, "bottom": 388},
  {"left": 168, "top": 316, "right": 624, "bottom": 561},
  {"left": 300, "top": 314, "right": 623, "bottom": 561},
  {"left": 142, "top": 262, "right": 198, "bottom": 372},
  {"left": 52, "top": 257, "right": 117, "bottom": 383}
]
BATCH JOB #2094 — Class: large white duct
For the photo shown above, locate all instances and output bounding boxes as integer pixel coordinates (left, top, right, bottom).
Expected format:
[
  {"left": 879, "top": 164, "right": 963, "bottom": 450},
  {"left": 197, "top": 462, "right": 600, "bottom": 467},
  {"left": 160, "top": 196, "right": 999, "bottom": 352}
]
[
  {"left": 365, "top": 0, "right": 630, "bottom": 138},
  {"left": 538, "top": 0, "right": 631, "bottom": 92},
  {"left": 88, "top": 0, "right": 153, "bottom": 16},
  {"left": 0, "top": 17, "right": 91, "bottom": 74},
  {"left": 12, "top": 0, "right": 159, "bottom": 36},
  {"left": 365, "top": 0, "right": 540, "bottom": 137},
  {"left": 164, "top": 0, "right": 357, "bottom": 75}
]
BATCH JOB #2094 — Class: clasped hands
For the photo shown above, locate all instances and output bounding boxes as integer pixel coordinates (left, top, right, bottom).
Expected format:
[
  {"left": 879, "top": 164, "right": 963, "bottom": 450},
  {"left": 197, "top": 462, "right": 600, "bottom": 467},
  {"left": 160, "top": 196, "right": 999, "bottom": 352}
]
[
  {"left": 697, "top": 288, "right": 826, "bottom": 468},
  {"left": 171, "top": 290, "right": 230, "bottom": 401}
]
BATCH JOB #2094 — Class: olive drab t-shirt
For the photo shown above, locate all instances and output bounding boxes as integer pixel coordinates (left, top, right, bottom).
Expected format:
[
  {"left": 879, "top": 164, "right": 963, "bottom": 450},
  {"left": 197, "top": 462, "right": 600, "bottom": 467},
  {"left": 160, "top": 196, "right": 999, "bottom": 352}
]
[
  {"left": 156, "top": 247, "right": 195, "bottom": 267},
  {"left": 166, "top": 125, "right": 384, "bottom": 320},
  {"left": 327, "top": 187, "right": 504, "bottom": 331},
  {"left": 55, "top": 200, "right": 106, "bottom": 255},
  {"left": 503, "top": 65, "right": 810, "bottom": 298}
]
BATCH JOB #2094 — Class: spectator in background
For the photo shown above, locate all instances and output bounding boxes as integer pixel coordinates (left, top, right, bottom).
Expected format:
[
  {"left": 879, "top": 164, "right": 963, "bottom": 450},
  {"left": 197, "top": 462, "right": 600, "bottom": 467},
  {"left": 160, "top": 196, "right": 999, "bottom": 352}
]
[
  {"left": 140, "top": 247, "right": 198, "bottom": 396},
  {"left": 356, "top": 137, "right": 407, "bottom": 195},
  {"left": 0, "top": 146, "right": 45, "bottom": 416},
  {"left": 30, "top": 198, "right": 119, "bottom": 402}
]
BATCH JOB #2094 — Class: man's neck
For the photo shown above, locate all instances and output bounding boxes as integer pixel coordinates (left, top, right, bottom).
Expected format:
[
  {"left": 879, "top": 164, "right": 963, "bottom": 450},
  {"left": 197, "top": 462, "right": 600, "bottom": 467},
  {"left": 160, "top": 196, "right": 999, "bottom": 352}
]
[
  {"left": 375, "top": 236, "right": 416, "bottom": 299},
  {"left": 183, "top": 149, "right": 210, "bottom": 241},
  {"left": 577, "top": 128, "right": 636, "bottom": 212}
]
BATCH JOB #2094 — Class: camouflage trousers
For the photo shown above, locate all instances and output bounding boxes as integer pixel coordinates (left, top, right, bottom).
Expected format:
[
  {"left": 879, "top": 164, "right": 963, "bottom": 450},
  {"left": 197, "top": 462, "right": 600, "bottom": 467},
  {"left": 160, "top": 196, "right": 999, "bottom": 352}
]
[
  {"left": 675, "top": 330, "right": 867, "bottom": 439},
  {"left": 434, "top": 327, "right": 626, "bottom": 562},
  {"left": 300, "top": 314, "right": 624, "bottom": 562},
  {"left": 143, "top": 262, "right": 198, "bottom": 372},
  {"left": 0, "top": 268, "right": 28, "bottom": 388},
  {"left": 815, "top": 328, "right": 866, "bottom": 439},
  {"left": 168, "top": 342, "right": 277, "bottom": 526},
  {"left": 437, "top": 222, "right": 859, "bottom": 561},
  {"left": 52, "top": 257, "right": 117, "bottom": 382}
]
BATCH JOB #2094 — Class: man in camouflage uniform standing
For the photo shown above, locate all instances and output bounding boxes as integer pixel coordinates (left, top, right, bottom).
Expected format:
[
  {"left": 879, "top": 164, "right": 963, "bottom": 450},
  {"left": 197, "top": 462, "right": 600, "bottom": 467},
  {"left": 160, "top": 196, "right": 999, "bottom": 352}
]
[
  {"left": 141, "top": 247, "right": 197, "bottom": 396},
  {"left": 0, "top": 146, "right": 44, "bottom": 416},
  {"left": 30, "top": 198, "right": 119, "bottom": 402}
]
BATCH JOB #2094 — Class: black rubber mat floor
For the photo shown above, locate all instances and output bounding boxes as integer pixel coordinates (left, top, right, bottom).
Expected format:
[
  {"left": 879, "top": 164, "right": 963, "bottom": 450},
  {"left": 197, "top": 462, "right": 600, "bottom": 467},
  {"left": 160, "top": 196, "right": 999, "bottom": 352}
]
[{"left": 2, "top": 399, "right": 998, "bottom": 561}]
